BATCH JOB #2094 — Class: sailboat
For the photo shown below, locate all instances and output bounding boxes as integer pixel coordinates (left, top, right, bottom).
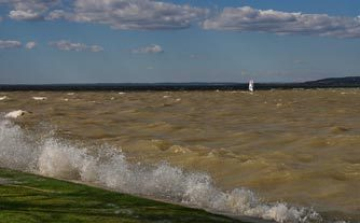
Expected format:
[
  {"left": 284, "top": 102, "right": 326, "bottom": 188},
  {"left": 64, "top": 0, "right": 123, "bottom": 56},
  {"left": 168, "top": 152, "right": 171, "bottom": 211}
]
[{"left": 248, "top": 79, "right": 254, "bottom": 92}]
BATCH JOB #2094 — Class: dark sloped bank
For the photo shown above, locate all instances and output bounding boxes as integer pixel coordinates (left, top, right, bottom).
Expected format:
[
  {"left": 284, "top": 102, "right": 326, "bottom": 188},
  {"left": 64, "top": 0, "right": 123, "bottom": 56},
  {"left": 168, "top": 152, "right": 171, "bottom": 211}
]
[{"left": 0, "top": 168, "right": 244, "bottom": 223}]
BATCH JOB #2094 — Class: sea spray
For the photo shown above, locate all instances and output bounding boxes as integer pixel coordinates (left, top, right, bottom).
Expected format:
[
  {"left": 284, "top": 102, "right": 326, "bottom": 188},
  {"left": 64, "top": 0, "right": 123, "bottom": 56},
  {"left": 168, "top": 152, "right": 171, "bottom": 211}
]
[
  {"left": 0, "top": 120, "right": 39, "bottom": 171},
  {"left": 0, "top": 118, "right": 323, "bottom": 223},
  {"left": 39, "top": 139, "right": 90, "bottom": 179}
]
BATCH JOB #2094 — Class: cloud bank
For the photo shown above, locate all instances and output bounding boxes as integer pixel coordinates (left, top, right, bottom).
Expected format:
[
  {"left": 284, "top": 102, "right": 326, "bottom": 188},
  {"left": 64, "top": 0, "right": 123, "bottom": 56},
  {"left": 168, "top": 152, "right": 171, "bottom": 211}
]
[
  {"left": 2, "top": 1, "right": 360, "bottom": 39},
  {"left": 49, "top": 40, "right": 104, "bottom": 52},
  {"left": 202, "top": 6, "right": 360, "bottom": 38},
  {"left": 47, "top": 0, "right": 208, "bottom": 30},
  {"left": 0, "top": 40, "right": 22, "bottom": 49}
]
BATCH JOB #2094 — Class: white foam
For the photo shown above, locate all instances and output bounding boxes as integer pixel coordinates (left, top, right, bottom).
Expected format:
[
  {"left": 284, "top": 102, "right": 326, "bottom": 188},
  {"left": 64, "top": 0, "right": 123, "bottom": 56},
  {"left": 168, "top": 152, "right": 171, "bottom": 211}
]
[
  {"left": 5, "top": 110, "right": 28, "bottom": 119},
  {"left": 32, "top": 97, "right": 47, "bottom": 101},
  {"left": 0, "top": 119, "right": 325, "bottom": 223}
]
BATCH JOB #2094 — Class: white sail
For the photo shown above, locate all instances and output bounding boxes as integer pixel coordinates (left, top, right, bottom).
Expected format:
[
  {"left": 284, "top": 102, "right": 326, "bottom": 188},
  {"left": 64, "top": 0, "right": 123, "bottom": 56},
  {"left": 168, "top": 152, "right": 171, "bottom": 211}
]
[{"left": 249, "top": 80, "right": 254, "bottom": 92}]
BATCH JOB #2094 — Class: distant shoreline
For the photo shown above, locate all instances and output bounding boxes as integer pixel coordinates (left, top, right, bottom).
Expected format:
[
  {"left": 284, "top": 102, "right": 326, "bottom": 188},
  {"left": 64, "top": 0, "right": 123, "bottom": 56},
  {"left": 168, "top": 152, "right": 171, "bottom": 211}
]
[
  {"left": 0, "top": 76, "right": 359, "bottom": 91},
  {"left": 0, "top": 83, "right": 359, "bottom": 91}
]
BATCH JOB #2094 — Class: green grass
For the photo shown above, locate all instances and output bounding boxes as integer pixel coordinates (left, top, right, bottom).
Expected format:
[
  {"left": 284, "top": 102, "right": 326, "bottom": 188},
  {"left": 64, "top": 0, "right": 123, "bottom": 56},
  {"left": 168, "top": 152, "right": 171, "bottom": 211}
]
[{"left": 0, "top": 168, "right": 244, "bottom": 223}]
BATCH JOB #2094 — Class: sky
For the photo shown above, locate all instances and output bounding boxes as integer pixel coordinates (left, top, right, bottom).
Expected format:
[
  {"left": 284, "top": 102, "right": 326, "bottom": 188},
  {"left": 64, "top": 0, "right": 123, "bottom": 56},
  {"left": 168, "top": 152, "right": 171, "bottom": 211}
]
[{"left": 0, "top": 0, "right": 360, "bottom": 84}]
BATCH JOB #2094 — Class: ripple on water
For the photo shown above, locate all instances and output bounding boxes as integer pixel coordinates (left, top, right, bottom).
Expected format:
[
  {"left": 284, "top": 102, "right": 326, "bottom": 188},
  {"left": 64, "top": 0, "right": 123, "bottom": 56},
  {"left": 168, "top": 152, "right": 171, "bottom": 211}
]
[{"left": 1, "top": 90, "right": 360, "bottom": 222}]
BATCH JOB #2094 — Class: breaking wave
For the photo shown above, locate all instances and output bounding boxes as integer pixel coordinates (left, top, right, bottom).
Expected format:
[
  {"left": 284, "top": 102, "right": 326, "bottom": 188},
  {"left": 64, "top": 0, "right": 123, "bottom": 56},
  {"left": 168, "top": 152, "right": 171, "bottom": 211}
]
[{"left": 0, "top": 118, "right": 325, "bottom": 223}]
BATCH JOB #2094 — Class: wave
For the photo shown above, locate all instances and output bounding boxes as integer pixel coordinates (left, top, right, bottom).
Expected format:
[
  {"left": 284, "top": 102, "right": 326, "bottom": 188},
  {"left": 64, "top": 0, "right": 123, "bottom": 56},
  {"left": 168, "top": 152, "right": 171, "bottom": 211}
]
[{"left": 0, "top": 118, "right": 325, "bottom": 223}]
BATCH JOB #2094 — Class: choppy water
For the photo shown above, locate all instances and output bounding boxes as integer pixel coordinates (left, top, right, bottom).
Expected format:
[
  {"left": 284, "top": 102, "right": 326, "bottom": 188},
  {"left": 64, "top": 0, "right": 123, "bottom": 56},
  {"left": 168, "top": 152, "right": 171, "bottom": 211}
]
[{"left": 0, "top": 89, "right": 359, "bottom": 223}]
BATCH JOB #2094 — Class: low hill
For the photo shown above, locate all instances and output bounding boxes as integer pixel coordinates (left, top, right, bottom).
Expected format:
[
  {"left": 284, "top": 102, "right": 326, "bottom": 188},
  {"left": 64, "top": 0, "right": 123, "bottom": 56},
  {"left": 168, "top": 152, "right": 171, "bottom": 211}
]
[{"left": 304, "top": 76, "right": 360, "bottom": 86}]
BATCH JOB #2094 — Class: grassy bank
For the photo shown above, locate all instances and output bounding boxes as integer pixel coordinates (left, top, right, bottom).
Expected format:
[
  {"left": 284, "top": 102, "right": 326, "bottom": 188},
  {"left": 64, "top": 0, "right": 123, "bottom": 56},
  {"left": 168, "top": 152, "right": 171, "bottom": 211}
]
[{"left": 0, "top": 168, "right": 244, "bottom": 223}]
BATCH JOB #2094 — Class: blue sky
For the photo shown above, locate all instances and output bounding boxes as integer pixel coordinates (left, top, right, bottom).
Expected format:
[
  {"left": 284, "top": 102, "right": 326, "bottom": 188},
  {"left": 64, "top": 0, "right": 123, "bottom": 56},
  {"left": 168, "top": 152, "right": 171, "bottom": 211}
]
[{"left": 0, "top": 0, "right": 360, "bottom": 84}]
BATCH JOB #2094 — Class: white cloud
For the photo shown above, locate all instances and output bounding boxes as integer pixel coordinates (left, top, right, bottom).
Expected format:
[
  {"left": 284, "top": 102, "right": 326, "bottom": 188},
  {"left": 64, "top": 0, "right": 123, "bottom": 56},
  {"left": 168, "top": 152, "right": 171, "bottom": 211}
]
[
  {"left": 202, "top": 6, "right": 360, "bottom": 38},
  {"left": 0, "top": 40, "right": 22, "bottom": 49},
  {"left": 49, "top": 40, "right": 104, "bottom": 52},
  {"left": 25, "top": 41, "right": 37, "bottom": 50},
  {"left": 46, "top": 9, "right": 66, "bottom": 20},
  {"left": 9, "top": 10, "right": 42, "bottom": 21},
  {"left": 132, "top": 44, "right": 163, "bottom": 54},
  {"left": 1, "top": 0, "right": 60, "bottom": 21},
  {"left": 48, "top": 0, "right": 208, "bottom": 30},
  {"left": 88, "top": 45, "right": 104, "bottom": 53}
]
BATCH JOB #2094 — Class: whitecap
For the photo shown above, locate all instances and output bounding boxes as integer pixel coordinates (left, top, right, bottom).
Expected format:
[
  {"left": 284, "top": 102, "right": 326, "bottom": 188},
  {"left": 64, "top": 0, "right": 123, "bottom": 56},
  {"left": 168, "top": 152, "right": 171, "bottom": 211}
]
[
  {"left": 4, "top": 110, "right": 29, "bottom": 119},
  {"left": 0, "top": 96, "right": 8, "bottom": 101},
  {"left": 32, "top": 97, "right": 47, "bottom": 101}
]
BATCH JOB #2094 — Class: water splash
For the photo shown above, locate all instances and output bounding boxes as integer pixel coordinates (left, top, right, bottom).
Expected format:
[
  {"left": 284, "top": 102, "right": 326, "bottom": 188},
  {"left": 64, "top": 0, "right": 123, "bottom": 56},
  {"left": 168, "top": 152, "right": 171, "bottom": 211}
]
[{"left": 0, "top": 118, "right": 324, "bottom": 223}]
